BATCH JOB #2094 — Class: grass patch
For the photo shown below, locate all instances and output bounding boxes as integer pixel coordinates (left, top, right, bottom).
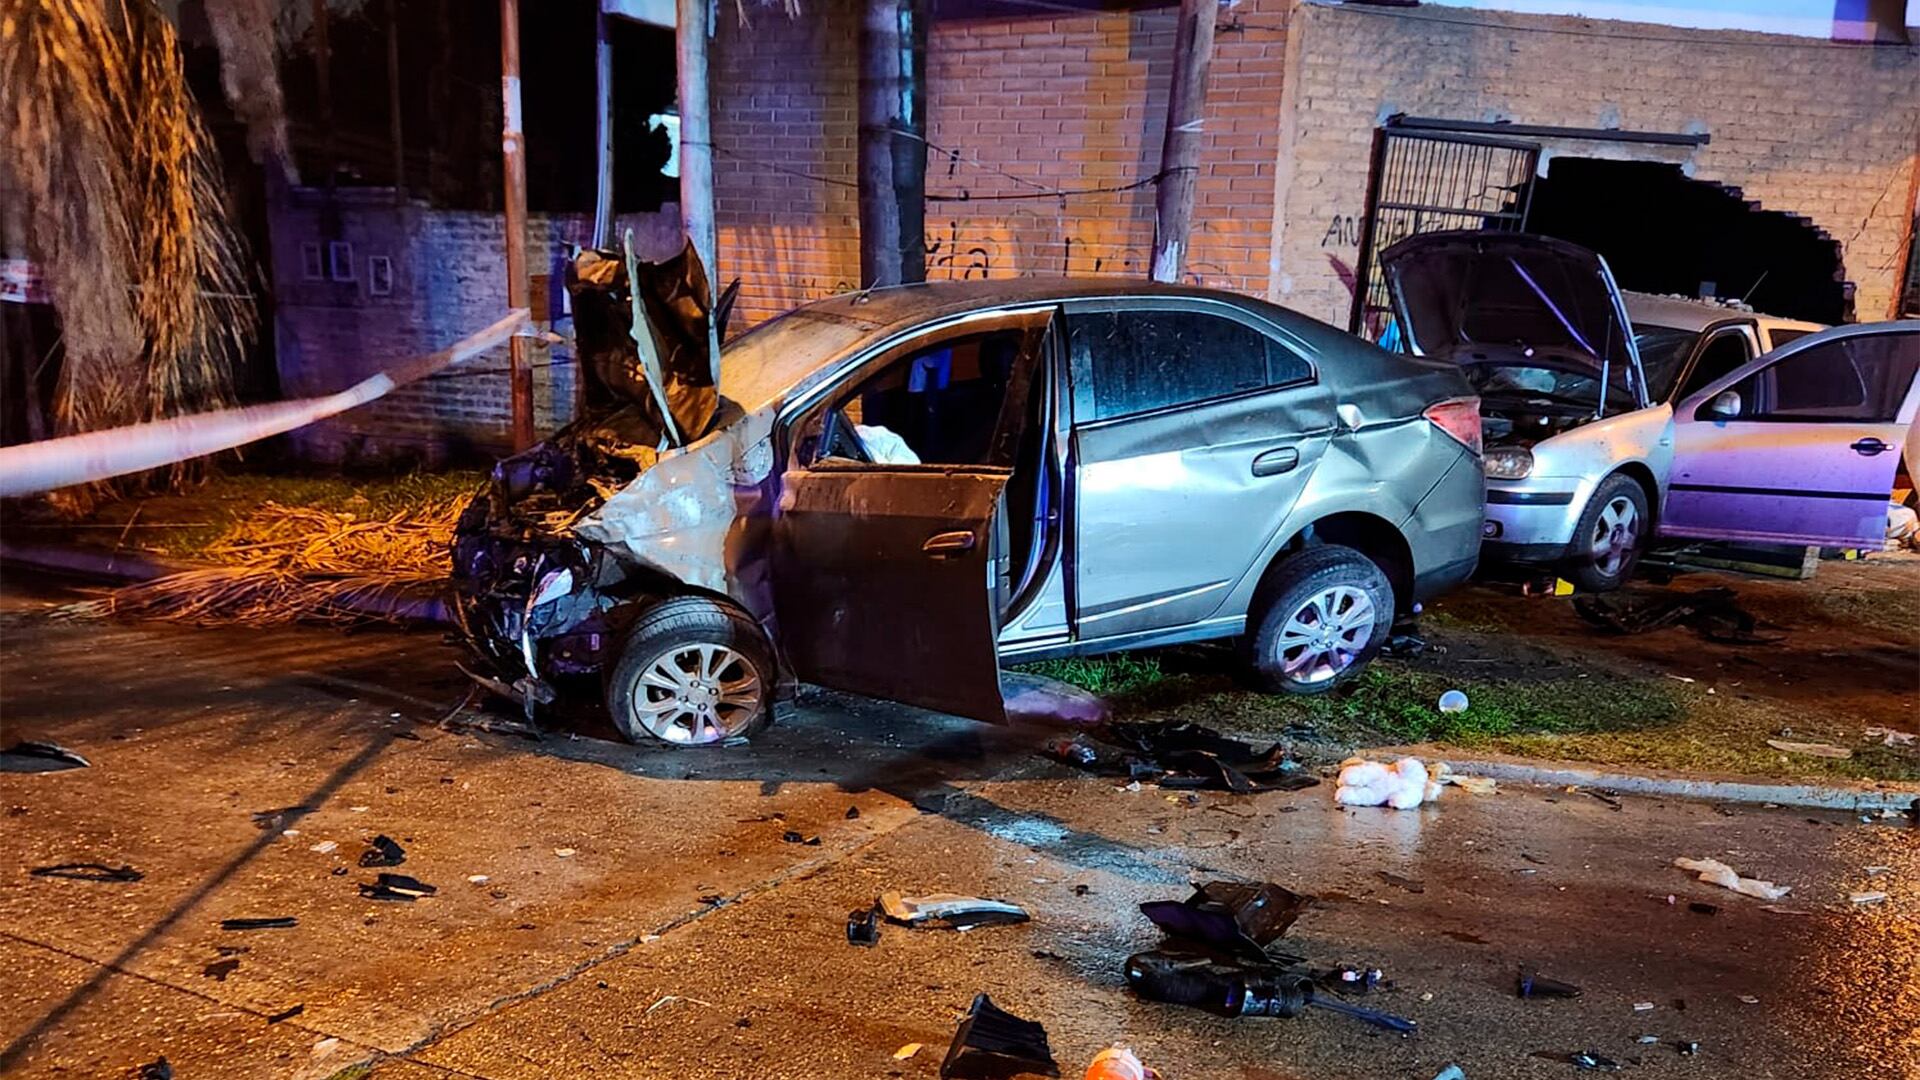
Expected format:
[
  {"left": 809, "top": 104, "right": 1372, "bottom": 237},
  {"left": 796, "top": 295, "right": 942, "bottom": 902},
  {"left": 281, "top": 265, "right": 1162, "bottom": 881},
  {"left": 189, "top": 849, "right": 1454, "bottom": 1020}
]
[{"left": 1017, "top": 653, "right": 1168, "bottom": 697}]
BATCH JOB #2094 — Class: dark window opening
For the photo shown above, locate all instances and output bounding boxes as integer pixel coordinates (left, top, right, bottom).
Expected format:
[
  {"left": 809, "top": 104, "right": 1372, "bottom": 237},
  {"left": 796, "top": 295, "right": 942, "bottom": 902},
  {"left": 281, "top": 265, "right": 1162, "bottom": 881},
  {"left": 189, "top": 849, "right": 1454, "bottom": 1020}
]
[
  {"left": 1068, "top": 310, "right": 1307, "bottom": 422},
  {"left": 1678, "top": 331, "right": 1754, "bottom": 400},
  {"left": 1713, "top": 330, "right": 1919, "bottom": 422},
  {"left": 809, "top": 330, "right": 1026, "bottom": 467}
]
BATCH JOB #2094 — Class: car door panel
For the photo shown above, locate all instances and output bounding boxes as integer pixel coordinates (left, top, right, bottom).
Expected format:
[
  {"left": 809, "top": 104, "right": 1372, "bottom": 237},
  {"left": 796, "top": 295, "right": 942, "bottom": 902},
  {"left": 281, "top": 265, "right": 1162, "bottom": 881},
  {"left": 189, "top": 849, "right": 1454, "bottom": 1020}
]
[
  {"left": 770, "top": 308, "right": 1053, "bottom": 722},
  {"left": 1664, "top": 327, "right": 1920, "bottom": 547},
  {"left": 1074, "top": 386, "right": 1334, "bottom": 640}
]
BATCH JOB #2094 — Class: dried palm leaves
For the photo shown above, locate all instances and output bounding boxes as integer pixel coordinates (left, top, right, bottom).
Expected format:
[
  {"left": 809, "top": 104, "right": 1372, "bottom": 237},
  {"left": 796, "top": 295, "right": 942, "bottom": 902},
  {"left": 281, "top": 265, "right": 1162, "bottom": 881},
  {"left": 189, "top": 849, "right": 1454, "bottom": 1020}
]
[
  {"left": 1, "top": 0, "right": 255, "bottom": 502},
  {"left": 75, "top": 500, "right": 464, "bottom": 625}
]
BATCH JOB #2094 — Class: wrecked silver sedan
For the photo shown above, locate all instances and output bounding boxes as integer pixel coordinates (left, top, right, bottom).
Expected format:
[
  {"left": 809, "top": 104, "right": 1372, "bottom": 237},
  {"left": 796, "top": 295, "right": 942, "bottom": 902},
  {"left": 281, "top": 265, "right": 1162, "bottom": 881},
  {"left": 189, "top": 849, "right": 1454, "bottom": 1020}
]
[{"left": 453, "top": 257, "right": 1485, "bottom": 745}]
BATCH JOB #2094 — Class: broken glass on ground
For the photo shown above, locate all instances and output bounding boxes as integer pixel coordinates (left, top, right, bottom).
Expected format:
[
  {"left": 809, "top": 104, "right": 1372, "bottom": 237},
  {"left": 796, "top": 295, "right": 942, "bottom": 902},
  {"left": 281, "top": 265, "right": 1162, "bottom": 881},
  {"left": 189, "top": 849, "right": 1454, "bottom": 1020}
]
[
  {"left": 939, "top": 993, "right": 1059, "bottom": 1079},
  {"left": 1045, "top": 721, "right": 1318, "bottom": 794},
  {"left": 0, "top": 740, "right": 90, "bottom": 773}
]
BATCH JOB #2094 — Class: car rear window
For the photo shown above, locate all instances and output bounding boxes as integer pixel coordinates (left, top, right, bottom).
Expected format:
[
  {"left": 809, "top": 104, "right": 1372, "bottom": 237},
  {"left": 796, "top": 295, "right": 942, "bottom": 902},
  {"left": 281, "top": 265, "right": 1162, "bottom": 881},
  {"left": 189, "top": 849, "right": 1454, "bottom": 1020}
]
[{"left": 1067, "top": 310, "right": 1310, "bottom": 421}]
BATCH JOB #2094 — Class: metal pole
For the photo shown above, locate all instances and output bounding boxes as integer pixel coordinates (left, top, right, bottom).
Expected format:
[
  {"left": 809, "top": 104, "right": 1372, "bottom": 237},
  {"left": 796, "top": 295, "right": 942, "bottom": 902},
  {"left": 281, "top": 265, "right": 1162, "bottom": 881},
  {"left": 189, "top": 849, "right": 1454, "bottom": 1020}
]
[
  {"left": 1149, "top": 0, "right": 1215, "bottom": 283},
  {"left": 676, "top": 0, "right": 716, "bottom": 286},
  {"left": 311, "top": 0, "right": 334, "bottom": 189},
  {"left": 500, "top": 0, "right": 534, "bottom": 451},
  {"left": 591, "top": 1, "right": 616, "bottom": 249},
  {"left": 386, "top": 0, "right": 405, "bottom": 200}
]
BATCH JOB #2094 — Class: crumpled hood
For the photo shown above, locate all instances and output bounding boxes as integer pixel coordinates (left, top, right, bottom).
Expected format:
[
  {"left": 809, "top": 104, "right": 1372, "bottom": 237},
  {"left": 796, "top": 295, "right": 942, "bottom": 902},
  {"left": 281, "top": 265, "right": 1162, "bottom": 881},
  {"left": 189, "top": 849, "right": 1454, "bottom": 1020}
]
[{"left": 1380, "top": 231, "right": 1638, "bottom": 375}]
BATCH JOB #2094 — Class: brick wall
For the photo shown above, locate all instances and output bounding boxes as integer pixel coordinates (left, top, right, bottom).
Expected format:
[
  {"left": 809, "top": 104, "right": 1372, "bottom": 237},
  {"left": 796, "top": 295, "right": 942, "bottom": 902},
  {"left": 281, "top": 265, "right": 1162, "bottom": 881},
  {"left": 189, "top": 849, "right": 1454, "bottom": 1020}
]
[
  {"left": 270, "top": 190, "right": 680, "bottom": 464},
  {"left": 1272, "top": 0, "right": 1920, "bottom": 328},
  {"left": 710, "top": 0, "right": 1295, "bottom": 326}
]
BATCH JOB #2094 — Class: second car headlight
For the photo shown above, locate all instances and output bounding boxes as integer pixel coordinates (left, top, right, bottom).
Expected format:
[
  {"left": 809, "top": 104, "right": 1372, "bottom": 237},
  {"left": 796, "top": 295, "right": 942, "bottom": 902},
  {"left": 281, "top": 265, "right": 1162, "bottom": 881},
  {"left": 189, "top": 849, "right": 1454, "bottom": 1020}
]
[{"left": 1484, "top": 447, "right": 1534, "bottom": 480}]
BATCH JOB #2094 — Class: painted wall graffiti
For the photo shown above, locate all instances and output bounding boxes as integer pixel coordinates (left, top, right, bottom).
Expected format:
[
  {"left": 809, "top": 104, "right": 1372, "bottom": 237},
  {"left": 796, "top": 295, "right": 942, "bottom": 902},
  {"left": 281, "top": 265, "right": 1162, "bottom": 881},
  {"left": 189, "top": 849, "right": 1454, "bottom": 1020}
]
[{"left": 1321, "top": 214, "right": 1364, "bottom": 248}]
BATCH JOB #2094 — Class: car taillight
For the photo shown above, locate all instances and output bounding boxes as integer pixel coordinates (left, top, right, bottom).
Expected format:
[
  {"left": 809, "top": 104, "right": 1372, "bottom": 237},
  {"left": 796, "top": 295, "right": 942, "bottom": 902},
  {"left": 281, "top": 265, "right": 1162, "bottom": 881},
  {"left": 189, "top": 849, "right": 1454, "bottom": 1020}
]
[{"left": 1424, "top": 397, "right": 1482, "bottom": 456}]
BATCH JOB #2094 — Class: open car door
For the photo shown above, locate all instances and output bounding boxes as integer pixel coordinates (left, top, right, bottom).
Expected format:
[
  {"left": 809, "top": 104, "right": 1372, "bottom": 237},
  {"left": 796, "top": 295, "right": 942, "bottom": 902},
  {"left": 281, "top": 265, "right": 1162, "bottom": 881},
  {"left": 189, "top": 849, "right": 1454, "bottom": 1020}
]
[
  {"left": 1664, "top": 324, "right": 1919, "bottom": 548},
  {"left": 771, "top": 307, "right": 1056, "bottom": 722}
]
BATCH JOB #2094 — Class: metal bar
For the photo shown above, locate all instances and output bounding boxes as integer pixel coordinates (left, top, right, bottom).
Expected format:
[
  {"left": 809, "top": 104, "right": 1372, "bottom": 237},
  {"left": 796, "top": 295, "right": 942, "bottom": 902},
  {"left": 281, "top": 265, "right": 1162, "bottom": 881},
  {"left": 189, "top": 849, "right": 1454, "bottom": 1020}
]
[
  {"left": 500, "top": 0, "right": 534, "bottom": 451},
  {"left": 386, "top": 0, "right": 405, "bottom": 199},
  {"left": 1349, "top": 127, "right": 1389, "bottom": 336},
  {"left": 592, "top": 1, "right": 615, "bottom": 249},
  {"left": 1387, "top": 114, "right": 1708, "bottom": 147}
]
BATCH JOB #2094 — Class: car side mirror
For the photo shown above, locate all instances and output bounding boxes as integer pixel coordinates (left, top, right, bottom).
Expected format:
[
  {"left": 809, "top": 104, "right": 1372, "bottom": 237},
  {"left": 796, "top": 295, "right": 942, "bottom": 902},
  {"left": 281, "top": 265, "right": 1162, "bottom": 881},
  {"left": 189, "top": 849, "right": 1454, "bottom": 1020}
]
[{"left": 1707, "top": 389, "right": 1741, "bottom": 419}]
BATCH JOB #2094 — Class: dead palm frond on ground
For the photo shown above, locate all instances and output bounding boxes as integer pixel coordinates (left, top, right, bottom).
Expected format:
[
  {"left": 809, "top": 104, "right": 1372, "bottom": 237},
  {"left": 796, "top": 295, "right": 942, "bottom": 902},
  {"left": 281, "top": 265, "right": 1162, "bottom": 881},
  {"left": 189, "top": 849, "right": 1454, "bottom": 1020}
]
[
  {"left": 70, "top": 499, "right": 466, "bottom": 625},
  {"left": 0, "top": 0, "right": 255, "bottom": 504}
]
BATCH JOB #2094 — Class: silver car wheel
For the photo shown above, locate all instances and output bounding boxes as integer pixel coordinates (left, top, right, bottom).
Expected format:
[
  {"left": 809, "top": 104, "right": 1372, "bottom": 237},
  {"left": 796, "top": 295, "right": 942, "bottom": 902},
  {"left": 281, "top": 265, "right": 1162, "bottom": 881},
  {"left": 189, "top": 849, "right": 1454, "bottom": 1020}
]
[
  {"left": 1590, "top": 495, "right": 1641, "bottom": 578},
  {"left": 1274, "top": 584, "right": 1376, "bottom": 685},
  {"left": 630, "top": 642, "right": 763, "bottom": 745}
]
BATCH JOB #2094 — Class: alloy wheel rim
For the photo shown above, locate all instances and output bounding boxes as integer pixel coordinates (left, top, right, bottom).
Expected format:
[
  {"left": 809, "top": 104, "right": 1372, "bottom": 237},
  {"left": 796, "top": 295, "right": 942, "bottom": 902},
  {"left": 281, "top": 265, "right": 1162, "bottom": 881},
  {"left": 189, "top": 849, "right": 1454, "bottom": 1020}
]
[
  {"left": 1590, "top": 496, "right": 1641, "bottom": 578},
  {"left": 1274, "top": 584, "right": 1375, "bottom": 685},
  {"left": 631, "top": 643, "right": 761, "bottom": 745}
]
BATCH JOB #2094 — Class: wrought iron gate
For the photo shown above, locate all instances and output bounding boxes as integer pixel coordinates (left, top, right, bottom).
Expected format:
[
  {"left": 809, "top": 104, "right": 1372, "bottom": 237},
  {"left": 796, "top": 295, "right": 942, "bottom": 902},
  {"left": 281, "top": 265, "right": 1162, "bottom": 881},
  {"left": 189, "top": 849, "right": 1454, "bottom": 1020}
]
[{"left": 1347, "top": 127, "right": 1541, "bottom": 338}]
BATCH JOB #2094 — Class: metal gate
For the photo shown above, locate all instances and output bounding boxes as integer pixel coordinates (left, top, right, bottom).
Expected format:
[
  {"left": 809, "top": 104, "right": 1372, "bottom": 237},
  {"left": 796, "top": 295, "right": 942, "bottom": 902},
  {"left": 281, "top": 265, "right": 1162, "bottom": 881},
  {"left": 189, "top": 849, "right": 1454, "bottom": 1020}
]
[{"left": 1347, "top": 127, "right": 1541, "bottom": 338}]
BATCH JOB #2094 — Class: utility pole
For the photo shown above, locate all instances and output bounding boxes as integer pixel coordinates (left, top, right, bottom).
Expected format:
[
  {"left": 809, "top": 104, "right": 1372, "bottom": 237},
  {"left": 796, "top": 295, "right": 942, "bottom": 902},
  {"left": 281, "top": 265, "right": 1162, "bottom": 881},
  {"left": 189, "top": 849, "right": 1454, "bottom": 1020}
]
[
  {"left": 677, "top": 0, "right": 716, "bottom": 288},
  {"left": 1149, "top": 0, "right": 1216, "bottom": 283},
  {"left": 499, "top": 0, "right": 534, "bottom": 451},
  {"left": 858, "top": 0, "right": 928, "bottom": 287},
  {"left": 311, "top": 0, "right": 334, "bottom": 189},
  {"left": 385, "top": 0, "right": 405, "bottom": 200},
  {"left": 591, "top": 1, "right": 616, "bottom": 249}
]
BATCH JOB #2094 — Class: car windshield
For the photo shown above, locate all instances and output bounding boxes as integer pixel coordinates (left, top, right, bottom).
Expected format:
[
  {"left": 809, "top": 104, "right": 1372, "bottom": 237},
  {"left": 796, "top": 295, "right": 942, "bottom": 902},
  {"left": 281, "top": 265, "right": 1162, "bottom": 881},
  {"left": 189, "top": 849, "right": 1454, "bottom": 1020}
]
[
  {"left": 1633, "top": 325, "right": 1697, "bottom": 401},
  {"left": 718, "top": 308, "right": 879, "bottom": 410},
  {"left": 1464, "top": 357, "right": 1640, "bottom": 415}
]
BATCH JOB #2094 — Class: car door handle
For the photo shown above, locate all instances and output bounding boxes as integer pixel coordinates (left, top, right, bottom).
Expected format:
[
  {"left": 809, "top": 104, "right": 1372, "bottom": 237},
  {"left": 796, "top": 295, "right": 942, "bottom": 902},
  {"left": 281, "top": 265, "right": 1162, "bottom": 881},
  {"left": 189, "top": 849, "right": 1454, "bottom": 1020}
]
[
  {"left": 1251, "top": 447, "right": 1300, "bottom": 477},
  {"left": 922, "top": 530, "right": 977, "bottom": 556},
  {"left": 1851, "top": 437, "right": 1891, "bottom": 457}
]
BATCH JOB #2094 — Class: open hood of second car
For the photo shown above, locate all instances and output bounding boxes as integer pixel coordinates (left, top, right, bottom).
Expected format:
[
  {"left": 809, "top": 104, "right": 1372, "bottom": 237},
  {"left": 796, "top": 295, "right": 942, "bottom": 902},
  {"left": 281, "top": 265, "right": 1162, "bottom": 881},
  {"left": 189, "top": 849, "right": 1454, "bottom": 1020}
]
[{"left": 1379, "top": 231, "right": 1638, "bottom": 375}]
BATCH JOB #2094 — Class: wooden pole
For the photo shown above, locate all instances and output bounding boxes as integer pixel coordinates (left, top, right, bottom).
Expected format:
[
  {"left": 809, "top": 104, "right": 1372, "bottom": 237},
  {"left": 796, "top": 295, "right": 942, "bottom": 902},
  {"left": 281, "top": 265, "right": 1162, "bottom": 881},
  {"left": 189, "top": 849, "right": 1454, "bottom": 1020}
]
[
  {"left": 385, "top": 0, "right": 405, "bottom": 200},
  {"left": 1149, "top": 0, "right": 1215, "bottom": 283},
  {"left": 500, "top": 0, "right": 534, "bottom": 451},
  {"left": 311, "top": 0, "right": 334, "bottom": 190},
  {"left": 857, "top": 0, "right": 926, "bottom": 287},
  {"left": 591, "top": 1, "right": 616, "bottom": 249},
  {"left": 676, "top": 0, "right": 717, "bottom": 287}
]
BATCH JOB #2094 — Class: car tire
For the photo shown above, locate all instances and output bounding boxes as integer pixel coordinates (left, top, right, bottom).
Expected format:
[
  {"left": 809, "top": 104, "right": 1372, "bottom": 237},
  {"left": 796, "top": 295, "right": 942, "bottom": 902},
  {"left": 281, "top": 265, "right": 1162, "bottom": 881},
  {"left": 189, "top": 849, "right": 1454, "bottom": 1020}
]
[
  {"left": 605, "top": 596, "right": 775, "bottom": 747},
  {"left": 1565, "top": 474, "right": 1649, "bottom": 593},
  {"left": 1245, "top": 544, "right": 1396, "bottom": 696}
]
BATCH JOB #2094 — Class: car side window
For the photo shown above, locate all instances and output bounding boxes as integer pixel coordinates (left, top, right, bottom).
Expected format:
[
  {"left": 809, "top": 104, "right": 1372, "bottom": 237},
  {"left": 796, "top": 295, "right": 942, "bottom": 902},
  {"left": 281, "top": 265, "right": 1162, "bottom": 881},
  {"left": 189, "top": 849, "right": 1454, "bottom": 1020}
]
[
  {"left": 1677, "top": 331, "right": 1753, "bottom": 400},
  {"left": 1067, "top": 310, "right": 1308, "bottom": 422},
  {"left": 1709, "top": 331, "right": 1920, "bottom": 422},
  {"left": 797, "top": 329, "right": 1027, "bottom": 467}
]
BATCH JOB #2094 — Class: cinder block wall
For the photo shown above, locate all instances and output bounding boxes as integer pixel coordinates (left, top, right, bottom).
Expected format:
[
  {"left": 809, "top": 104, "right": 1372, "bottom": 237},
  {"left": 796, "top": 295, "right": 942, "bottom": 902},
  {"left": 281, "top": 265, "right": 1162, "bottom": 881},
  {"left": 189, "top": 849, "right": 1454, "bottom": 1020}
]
[
  {"left": 1272, "top": 1, "right": 1920, "bottom": 328},
  {"left": 711, "top": 0, "right": 1295, "bottom": 326},
  {"left": 270, "top": 190, "right": 681, "bottom": 464}
]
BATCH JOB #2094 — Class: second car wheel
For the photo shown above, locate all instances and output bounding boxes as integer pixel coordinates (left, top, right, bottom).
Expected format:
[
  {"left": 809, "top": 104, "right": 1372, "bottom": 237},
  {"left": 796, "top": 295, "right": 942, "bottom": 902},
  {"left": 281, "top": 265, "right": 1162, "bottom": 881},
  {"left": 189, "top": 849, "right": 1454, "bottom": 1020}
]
[
  {"left": 605, "top": 596, "right": 776, "bottom": 746},
  {"left": 1246, "top": 544, "right": 1395, "bottom": 696},
  {"left": 1565, "top": 473, "right": 1649, "bottom": 593}
]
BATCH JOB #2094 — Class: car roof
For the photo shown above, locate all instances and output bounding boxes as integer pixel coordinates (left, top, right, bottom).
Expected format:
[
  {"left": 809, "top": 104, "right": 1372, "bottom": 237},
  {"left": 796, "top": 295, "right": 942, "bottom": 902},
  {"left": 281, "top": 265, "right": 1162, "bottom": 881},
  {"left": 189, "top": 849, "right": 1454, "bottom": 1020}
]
[
  {"left": 717, "top": 277, "right": 1353, "bottom": 409},
  {"left": 1622, "top": 290, "right": 1821, "bottom": 334}
]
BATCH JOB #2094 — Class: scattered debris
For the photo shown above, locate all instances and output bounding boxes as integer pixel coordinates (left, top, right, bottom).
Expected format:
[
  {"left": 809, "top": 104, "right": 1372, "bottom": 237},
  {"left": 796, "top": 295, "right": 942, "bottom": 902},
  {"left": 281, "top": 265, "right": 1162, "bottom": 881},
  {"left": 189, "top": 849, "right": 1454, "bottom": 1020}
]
[
  {"left": 1440, "top": 773, "right": 1497, "bottom": 795},
  {"left": 1673, "top": 857, "right": 1791, "bottom": 900},
  {"left": 1738, "top": 995, "right": 1760, "bottom": 1004},
  {"left": 28, "top": 862, "right": 142, "bottom": 882},
  {"left": 1864, "top": 866, "right": 1893, "bottom": 876},
  {"left": 1633, "top": 1001, "right": 1655, "bottom": 1011},
  {"left": 1677, "top": 1041, "right": 1700, "bottom": 1055},
  {"left": 554, "top": 848, "right": 577, "bottom": 858},
  {"left": 1864, "top": 727, "right": 1915, "bottom": 747},
  {"left": 1084, "top": 1047, "right": 1150, "bottom": 1080},
  {"left": 309, "top": 840, "right": 338, "bottom": 855},
  {"left": 1573, "top": 587, "right": 1778, "bottom": 644},
  {"left": 781, "top": 831, "right": 821, "bottom": 846},
  {"left": 266, "top": 1004, "right": 304, "bottom": 1024},
  {"left": 1336, "top": 757, "right": 1438, "bottom": 809},
  {"left": 847, "top": 905, "right": 881, "bottom": 947},
  {"left": 0, "top": 740, "right": 90, "bottom": 773},
  {"left": 359, "top": 873, "right": 437, "bottom": 901},
  {"left": 202, "top": 958, "right": 240, "bottom": 981},
  {"left": 251, "top": 805, "right": 312, "bottom": 830},
  {"left": 880, "top": 891, "right": 1029, "bottom": 930},
  {"left": 221, "top": 916, "right": 297, "bottom": 931},
  {"left": 1375, "top": 870, "right": 1426, "bottom": 894},
  {"left": 468, "top": 874, "right": 490, "bottom": 884},
  {"left": 1431, "top": 1067, "right": 1466, "bottom": 1080},
  {"left": 135, "top": 1057, "right": 172, "bottom": 1079},
  {"left": 1049, "top": 721, "right": 1318, "bottom": 794},
  {"left": 1760, "top": 904, "right": 1815, "bottom": 916},
  {"left": 1139, "top": 881, "right": 1308, "bottom": 963},
  {"left": 893, "top": 1043, "right": 923, "bottom": 1061},
  {"left": 1437, "top": 689, "right": 1469, "bottom": 714},
  {"left": 1516, "top": 969, "right": 1582, "bottom": 999},
  {"left": 1568, "top": 1051, "right": 1622, "bottom": 1071},
  {"left": 311, "top": 1037, "right": 339, "bottom": 1057},
  {"left": 1636, "top": 1035, "right": 1659, "bottom": 1044},
  {"left": 1849, "top": 891, "right": 1889, "bottom": 905},
  {"left": 845, "top": 806, "right": 861, "bottom": 820},
  {"left": 1688, "top": 901, "right": 1719, "bottom": 916},
  {"left": 358, "top": 835, "right": 406, "bottom": 867},
  {"left": 1765, "top": 739, "right": 1852, "bottom": 760},
  {"left": 940, "top": 993, "right": 1059, "bottom": 1079},
  {"left": 1582, "top": 789, "right": 1623, "bottom": 811}
]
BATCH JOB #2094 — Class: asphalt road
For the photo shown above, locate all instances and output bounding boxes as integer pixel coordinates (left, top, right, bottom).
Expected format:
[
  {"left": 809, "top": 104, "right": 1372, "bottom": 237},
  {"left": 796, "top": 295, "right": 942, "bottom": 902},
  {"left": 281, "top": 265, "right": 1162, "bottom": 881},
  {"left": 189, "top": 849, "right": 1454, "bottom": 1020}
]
[{"left": 0, "top": 578, "right": 1914, "bottom": 1079}]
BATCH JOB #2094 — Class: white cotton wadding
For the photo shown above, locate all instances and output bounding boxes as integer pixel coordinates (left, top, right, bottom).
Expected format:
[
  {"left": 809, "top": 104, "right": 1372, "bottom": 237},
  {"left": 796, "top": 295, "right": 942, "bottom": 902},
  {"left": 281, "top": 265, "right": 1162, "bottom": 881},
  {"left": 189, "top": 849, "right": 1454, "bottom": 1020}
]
[
  {"left": 1673, "top": 857, "right": 1792, "bottom": 901},
  {"left": 1336, "top": 756, "right": 1441, "bottom": 809}
]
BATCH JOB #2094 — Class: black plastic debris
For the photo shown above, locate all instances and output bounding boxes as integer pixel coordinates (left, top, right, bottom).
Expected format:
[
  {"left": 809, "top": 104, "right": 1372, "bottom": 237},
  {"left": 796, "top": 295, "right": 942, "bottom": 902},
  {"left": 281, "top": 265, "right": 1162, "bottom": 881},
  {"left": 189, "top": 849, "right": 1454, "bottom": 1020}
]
[
  {"left": 781, "top": 831, "right": 821, "bottom": 846},
  {"left": 358, "top": 835, "right": 406, "bottom": 868},
  {"left": 251, "top": 805, "right": 313, "bottom": 830},
  {"left": 1569, "top": 1051, "right": 1622, "bottom": 1071},
  {"left": 29, "top": 862, "right": 142, "bottom": 883},
  {"left": 846, "top": 905, "right": 881, "bottom": 947},
  {"left": 1688, "top": 901, "right": 1719, "bottom": 916},
  {"left": 845, "top": 806, "right": 861, "bottom": 820},
  {"left": 221, "top": 916, "right": 297, "bottom": 931},
  {"left": 939, "top": 993, "right": 1059, "bottom": 1079},
  {"left": 1125, "top": 951, "right": 1415, "bottom": 1032},
  {"left": 265, "top": 1004, "right": 304, "bottom": 1024},
  {"left": 1318, "top": 965, "right": 1386, "bottom": 995},
  {"left": 1139, "top": 881, "right": 1308, "bottom": 965},
  {"left": 1517, "top": 968, "right": 1583, "bottom": 999},
  {"left": 0, "top": 740, "right": 90, "bottom": 773},
  {"left": 1573, "top": 587, "right": 1779, "bottom": 644},
  {"left": 135, "top": 1056, "right": 172, "bottom": 1079},
  {"left": 203, "top": 958, "right": 241, "bottom": 981},
  {"left": 1049, "top": 721, "right": 1318, "bottom": 794},
  {"left": 1676, "top": 1041, "right": 1700, "bottom": 1056},
  {"left": 359, "top": 872, "right": 437, "bottom": 901}
]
